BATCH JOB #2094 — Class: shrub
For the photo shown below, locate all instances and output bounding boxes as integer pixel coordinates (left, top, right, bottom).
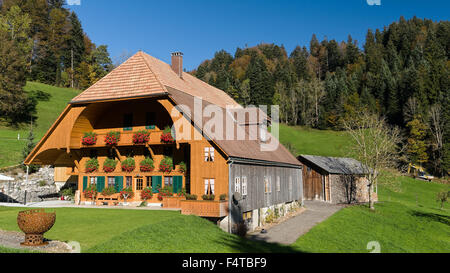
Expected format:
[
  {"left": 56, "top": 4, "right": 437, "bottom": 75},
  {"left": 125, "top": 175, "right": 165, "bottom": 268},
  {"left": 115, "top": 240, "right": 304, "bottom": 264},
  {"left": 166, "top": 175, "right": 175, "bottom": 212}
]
[
  {"left": 436, "top": 190, "right": 449, "bottom": 209},
  {"left": 185, "top": 194, "right": 198, "bottom": 200},
  {"left": 265, "top": 209, "right": 275, "bottom": 224},
  {"left": 38, "top": 180, "right": 47, "bottom": 187},
  {"left": 177, "top": 188, "right": 187, "bottom": 197},
  {"left": 102, "top": 187, "right": 116, "bottom": 196},
  {"left": 103, "top": 158, "right": 117, "bottom": 173},
  {"left": 158, "top": 186, "right": 173, "bottom": 201},
  {"left": 121, "top": 157, "right": 135, "bottom": 172},
  {"left": 179, "top": 161, "right": 187, "bottom": 173},
  {"left": 83, "top": 185, "right": 97, "bottom": 200},
  {"left": 82, "top": 132, "right": 97, "bottom": 145},
  {"left": 159, "top": 156, "right": 173, "bottom": 173},
  {"left": 140, "top": 187, "right": 153, "bottom": 200},
  {"left": 140, "top": 157, "right": 154, "bottom": 172},
  {"left": 120, "top": 187, "right": 134, "bottom": 200},
  {"left": 85, "top": 158, "right": 99, "bottom": 173},
  {"left": 202, "top": 194, "right": 215, "bottom": 201},
  {"left": 132, "top": 130, "right": 150, "bottom": 144},
  {"left": 60, "top": 188, "right": 74, "bottom": 197},
  {"left": 104, "top": 131, "right": 121, "bottom": 146},
  {"left": 160, "top": 126, "right": 175, "bottom": 143},
  {"left": 219, "top": 194, "right": 227, "bottom": 201}
]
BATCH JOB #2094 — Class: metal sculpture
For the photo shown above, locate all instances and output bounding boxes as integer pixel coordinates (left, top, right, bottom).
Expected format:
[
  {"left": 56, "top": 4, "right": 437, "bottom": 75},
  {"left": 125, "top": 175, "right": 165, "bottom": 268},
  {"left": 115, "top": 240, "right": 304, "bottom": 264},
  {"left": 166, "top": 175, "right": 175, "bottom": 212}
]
[{"left": 17, "top": 209, "right": 56, "bottom": 246}]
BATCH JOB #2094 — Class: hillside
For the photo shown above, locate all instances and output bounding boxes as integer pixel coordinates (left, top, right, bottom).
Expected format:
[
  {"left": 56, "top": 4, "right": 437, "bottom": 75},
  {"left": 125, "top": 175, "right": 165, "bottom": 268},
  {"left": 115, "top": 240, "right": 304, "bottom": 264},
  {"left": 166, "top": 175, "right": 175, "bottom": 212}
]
[{"left": 0, "top": 82, "right": 80, "bottom": 168}]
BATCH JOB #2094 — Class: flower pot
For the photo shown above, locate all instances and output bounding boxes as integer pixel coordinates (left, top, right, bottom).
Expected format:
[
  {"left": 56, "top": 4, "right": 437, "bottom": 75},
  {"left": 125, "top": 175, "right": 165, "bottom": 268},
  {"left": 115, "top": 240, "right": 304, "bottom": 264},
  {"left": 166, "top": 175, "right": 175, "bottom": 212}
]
[{"left": 17, "top": 209, "right": 56, "bottom": 246}]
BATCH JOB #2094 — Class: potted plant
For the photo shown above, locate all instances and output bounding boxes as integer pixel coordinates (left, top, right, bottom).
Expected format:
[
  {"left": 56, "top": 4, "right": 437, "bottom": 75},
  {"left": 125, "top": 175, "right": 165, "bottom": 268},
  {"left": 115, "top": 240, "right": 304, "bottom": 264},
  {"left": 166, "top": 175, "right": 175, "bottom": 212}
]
[
  {"left": 179, "top": 161, "right": 187, "bottom": 174},
  {"left": 157, "top": 186, "right": 173, "bottom": 201},
  {"left": 140, "top": 187, "right": 153, "bottom": 201},
  {"left": 104, "top": 131, "right": 121, "bottom": 146},
  {"left": 140, "top": 157, "right": 154, "bottom": 172},
  {"left": 103, "top": 158, "right": 117, "bottom": 173},
  {"left": 160, "top": 126, "right": 175, "bottom": 144},
  {"left": 81, "top": 132, "right": 97, "bottom": 145},
  {"left": 202, "top": 194, "right": 215, "bottom": 201},
  {"left": 177, "top": 188, "right": 187, "bottom": 197},
  {"left": 85, "top": 158, "right": 99, "bottom": 173},
  {"left": 159, "top": 156, "right": 173, "bottom": 173},
  {"left": 220, "top": 194, "right": 227, "bottom": 201},
  {"left": 101, "top": 187, "right": 116, "bottom": 196},
  {"left": 132, "top": 130, "right": 150, "bottom": 144},
  {"left": 185, "top": 194, "right": 198, "bottom": 200},
  {"left": 83, "top": 185, "right": 97, "bottom": 204},
  {"left": 121, "top": 157, "right": 135, "bottom": 172},
  {"left": 120, "top": 187, "right": 134, "bottom": 205}
]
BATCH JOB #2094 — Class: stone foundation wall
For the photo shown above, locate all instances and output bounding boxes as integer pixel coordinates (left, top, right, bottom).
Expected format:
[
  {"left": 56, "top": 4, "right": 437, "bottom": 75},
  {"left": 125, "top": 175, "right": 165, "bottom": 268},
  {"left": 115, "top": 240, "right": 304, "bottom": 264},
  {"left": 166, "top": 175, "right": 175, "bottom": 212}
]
[{"left": 329, "top": 174, "right": 378, "bottom": 204}]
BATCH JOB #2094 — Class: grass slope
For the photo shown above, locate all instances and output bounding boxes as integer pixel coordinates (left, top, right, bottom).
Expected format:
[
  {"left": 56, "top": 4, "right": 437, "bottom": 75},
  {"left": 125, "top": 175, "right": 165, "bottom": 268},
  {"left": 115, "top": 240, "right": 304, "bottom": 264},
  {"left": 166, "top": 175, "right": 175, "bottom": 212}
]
[
  {"left": 278, "top": 124, "right": 352, "bottom": 157},
  {"left": 0, "top": 82, "right": 80, "bottom": 168},
  {"left": 292, "top": 176, "right": 450, "bottom": 253},
  {"left": 0, "top": 207, "right": 298, "bottom": 253}
]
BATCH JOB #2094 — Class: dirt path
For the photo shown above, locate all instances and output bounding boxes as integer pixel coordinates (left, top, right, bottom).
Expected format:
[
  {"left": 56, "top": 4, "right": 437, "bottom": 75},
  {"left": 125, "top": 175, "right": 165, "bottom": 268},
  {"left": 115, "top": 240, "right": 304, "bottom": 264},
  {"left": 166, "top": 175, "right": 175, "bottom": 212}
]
[{"left": 248, "top": 201, "right": 342, "bottom": 245}]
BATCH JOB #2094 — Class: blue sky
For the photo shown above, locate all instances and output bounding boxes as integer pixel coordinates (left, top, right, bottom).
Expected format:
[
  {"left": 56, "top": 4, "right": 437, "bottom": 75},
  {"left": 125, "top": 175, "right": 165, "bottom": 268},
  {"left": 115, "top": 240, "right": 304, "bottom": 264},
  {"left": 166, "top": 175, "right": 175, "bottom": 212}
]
[{"left": 68, "top": 0, "right": 449, "bottom": 70}]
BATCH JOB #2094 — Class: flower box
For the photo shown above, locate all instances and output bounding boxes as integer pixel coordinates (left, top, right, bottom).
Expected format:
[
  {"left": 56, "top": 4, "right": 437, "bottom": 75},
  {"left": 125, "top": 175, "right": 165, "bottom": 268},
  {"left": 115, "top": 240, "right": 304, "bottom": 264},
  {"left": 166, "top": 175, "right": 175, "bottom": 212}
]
[
  {"left": 140, "top": 158, "right": 154, "bottom": 172},
  {"left": 103, "top": 158, "right": 117, "bottom": 173},
  {"left": 85, "top": 158, "right": 99, "bottom": 173},
  {"left": 132, "top": 130, "right": 150, "bottom": 144},
  {"left": 82, "top": 132, "right": 97, "bottom": 145},
  {"left": 160, "top": 126, "right": 175, "bottom": 144},
  {"left": 121, "top": 158, "right": 135, "bottom": 173},
  {"left": 159, "top": 156, "right": 173, "bottom": 173},
  {"left": 180, "top": 200, "right": 228, "bottom": 217},
  {"left": 104, "top": 131, "right": 121, "bottom": 146}
]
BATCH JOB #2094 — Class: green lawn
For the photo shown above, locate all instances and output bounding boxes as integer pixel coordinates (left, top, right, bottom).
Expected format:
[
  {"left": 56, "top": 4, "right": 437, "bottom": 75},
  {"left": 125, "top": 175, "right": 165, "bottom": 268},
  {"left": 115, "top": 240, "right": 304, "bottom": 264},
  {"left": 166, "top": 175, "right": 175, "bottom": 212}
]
[
  {"left": 278, "top": 124, "right": 353, "bottom": 157},
  {"left": 0, "top": 207, "right": 299, "bottom": 253},
  {"left": 0, "top": 82, "right": 80, "bottom": 168},
  {"left": 292, "top": 176, "right": 450, "bottom": 253}
]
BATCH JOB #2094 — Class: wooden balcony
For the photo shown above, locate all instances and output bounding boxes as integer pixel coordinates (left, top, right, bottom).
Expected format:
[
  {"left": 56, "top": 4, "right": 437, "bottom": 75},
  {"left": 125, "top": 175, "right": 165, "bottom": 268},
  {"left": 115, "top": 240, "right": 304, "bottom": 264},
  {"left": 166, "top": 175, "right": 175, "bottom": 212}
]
[
  {"left": 75, "top": 130, "right": 175, "bottom": 149},
  {"left": 180, "top": 200, "right": 228, "bottom": 218}
]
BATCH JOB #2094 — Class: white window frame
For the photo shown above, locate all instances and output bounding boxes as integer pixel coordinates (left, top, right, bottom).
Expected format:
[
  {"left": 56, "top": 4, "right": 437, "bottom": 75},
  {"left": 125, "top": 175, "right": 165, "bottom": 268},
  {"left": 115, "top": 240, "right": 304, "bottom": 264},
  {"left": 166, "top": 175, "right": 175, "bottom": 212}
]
[
  {"left": 235, "top": 177, "right": 241, "bottom": 193},
  {"left": 242, "top": 176, "right": 247, "bottom": 196},
  {"left": 204, "top": 178, "right": 215, "bottom": 195},
  {"left": 204, "top": 147, "right": 215, "bottom": 162}
]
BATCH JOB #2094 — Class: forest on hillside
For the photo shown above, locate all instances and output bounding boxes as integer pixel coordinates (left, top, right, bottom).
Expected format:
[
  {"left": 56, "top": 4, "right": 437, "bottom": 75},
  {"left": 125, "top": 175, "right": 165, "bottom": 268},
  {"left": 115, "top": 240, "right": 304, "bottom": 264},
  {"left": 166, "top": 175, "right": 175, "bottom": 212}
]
[
  {"left": 0, "top": 0, "right": 114, "bottom": 125},
  {"left": 192, "top": 17, "right": 449, "bottom": 177}
]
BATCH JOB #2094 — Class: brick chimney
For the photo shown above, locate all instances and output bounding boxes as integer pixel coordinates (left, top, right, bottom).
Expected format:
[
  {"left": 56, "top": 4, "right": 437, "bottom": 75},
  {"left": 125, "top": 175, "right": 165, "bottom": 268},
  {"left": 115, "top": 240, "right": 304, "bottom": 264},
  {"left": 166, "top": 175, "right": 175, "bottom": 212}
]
[{"left": 171, "top": 52, "right": 183, "bottom": 78}]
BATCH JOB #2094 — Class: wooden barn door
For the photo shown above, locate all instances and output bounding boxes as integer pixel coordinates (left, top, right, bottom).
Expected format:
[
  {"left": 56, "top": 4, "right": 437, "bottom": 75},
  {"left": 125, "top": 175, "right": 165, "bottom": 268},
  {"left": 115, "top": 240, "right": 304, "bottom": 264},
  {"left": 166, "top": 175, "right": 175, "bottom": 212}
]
[{"left": 303, "top": 166, "right": 324, "bottom": 201}]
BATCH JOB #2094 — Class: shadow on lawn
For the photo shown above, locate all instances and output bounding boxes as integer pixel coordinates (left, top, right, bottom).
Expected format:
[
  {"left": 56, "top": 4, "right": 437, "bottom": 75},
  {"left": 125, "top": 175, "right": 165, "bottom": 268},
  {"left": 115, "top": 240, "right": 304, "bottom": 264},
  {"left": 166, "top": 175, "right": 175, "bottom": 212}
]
[
  {"left": 214, "top": 233, "right": 304, "bottom": 253},
  {"left": 410, "top": 210, "right": 450, "bottom": 226}
]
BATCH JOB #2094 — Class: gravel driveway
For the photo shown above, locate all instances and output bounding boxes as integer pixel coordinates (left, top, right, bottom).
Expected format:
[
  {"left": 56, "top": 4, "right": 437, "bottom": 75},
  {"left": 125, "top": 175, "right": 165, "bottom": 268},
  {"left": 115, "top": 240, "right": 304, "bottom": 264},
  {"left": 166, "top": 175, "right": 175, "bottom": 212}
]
[{"left": 248, "top": 201, "right": 342, "bottom": 245}]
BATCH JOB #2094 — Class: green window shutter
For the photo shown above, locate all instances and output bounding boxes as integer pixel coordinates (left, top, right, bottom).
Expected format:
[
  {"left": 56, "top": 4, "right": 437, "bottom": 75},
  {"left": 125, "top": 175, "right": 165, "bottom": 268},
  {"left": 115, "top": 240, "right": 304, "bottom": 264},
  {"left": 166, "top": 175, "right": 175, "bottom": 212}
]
[
  {"left": 83, "top": 176, "right": 88, "bottom": 191},
  {"left": 174, "top": 176, "right": 183, "bottom": 194},
  {"left": 115, "top": 176, "right": 123, "bottom": 193},
  {"left": 152, "top": 176, "right": 162, "bottom": 193},
  {"left": 97, "top": 176, "right": 105, "bottom": 193}
]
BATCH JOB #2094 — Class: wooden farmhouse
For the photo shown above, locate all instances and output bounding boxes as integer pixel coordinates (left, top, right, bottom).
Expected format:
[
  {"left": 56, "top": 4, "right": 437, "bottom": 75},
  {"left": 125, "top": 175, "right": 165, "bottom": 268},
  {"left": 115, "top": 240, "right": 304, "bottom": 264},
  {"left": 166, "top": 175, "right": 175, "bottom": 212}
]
[
  {"left": 25, "top": 51, "right": 303, "bottom": 232},
  {"left": 297, "top": 155, "right": 377, "bottom": 204}
]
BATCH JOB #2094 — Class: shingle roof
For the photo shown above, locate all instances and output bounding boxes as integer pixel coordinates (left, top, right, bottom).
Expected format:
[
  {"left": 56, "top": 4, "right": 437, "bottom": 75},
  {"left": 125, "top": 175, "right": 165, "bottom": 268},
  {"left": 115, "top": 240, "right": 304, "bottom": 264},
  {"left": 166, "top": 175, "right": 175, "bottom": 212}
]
[
  {"left": 298, "top": 155, "right": 368, "bottom": 175},
  {"left": 70, "top": 51, "right": 300, "bottom": 167}
]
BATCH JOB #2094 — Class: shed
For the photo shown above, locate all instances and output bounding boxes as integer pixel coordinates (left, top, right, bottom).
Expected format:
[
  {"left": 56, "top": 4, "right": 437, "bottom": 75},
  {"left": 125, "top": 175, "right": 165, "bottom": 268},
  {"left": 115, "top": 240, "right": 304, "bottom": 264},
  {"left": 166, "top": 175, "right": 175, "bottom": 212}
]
[{"left": 297, "top": 155, "right": 377, "bottom": 204}]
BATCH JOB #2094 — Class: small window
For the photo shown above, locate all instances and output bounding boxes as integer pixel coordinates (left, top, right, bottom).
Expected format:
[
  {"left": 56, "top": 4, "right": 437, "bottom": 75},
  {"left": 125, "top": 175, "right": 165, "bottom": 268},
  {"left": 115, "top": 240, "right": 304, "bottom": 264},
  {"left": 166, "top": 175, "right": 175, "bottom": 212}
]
[
  {"left": 145, "top": 112, "right": 156, "bottom": 129},
  {"left": 276, "top": 176, "right": 281, "bottom": 192},
  {"left": 242, "top": 176, "right": 247, "bottom": 196},
  {"left": 136, "top": 178, "right": 144, "bottom": 190},
  {"left": 90, "top": 176, "right": 97, "bottom": 186},
  {"left": 234, "top": 177, "right": 241, "bottom": 193},
  {"left": 264, "top": 176, "right": 271, "bottom": 193},
  {"left": 204, "top": 147, "right": 215, "bottom": 162},
  {"left": 164, "top": 176, "right": 173, "bottom": 187},
  {"left": 126, "top": 176, "right": 132, "bottom": 188},
  {"left": 108, "top": 177, "right": 115, "bottom": 188},
  {"left": 146, "top": 177, "right": 151, "bottom": 188},
  {"left": 123, "top": 113, "right": 133, "bottom": 131},
  {"left": 242, "top": 211, "right": 252, "bottom": 220},
  {"left": 204, "top": 179, "right": 215, "bottom": 195}
]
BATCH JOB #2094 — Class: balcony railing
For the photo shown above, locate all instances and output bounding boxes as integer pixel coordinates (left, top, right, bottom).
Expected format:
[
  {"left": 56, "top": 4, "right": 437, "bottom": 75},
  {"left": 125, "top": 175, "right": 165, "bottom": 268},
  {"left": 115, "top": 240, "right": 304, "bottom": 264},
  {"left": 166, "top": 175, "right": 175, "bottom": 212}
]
[
  {"left": 77, "top": 130, "right": 174, "bottom": 148},
  {"left": 180, "top": 200, "right": 228, "bottom": 217}
]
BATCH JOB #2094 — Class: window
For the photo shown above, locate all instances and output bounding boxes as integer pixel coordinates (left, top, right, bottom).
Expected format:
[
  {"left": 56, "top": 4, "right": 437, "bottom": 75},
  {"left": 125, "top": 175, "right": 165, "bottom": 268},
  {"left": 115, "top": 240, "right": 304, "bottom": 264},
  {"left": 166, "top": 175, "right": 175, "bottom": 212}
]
[
  {"left": 276, "top": 176, "right": 281, "bottom": 192},
  {"left": 146, "top": 177, "right": 151, "bottom": 189},
  {"left": 234, "top": 177, "right": 241, "bottom": 193},
  {"left": 164, "top": 176, "right": 173, "bottom": 187},
  {"left": 136, "top": 178, "right": 144, "bottom": 190},
  {"left": 90, "top": 176, "right": 97, "bottom": 186},
  {"left": 242, "top": 176, "right": 247, "bottom": 196},
  {"left": 204, "top": 147, "right": 215, "bottom": 162},
  {"left": 126, "top": 176, "right": 132, "bottom": 188},
  {"left": 204, "top": 179, "right": 215, "bottom": 195},
  {"left": 264, "top": 176, "right": 271, "bottom": 193},
  {"left": 145, "top": 112, "right": 156, "bottom": 129},
  {"left": 242, "top": 211, "right": 252, "bottom": 221},
  {"left": 108, "top": 177, "right": 115, "bottom": 188},
  {"left": 123, "top": 113, "right": 133, "bottom": 131}
]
